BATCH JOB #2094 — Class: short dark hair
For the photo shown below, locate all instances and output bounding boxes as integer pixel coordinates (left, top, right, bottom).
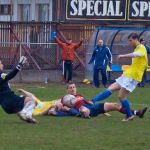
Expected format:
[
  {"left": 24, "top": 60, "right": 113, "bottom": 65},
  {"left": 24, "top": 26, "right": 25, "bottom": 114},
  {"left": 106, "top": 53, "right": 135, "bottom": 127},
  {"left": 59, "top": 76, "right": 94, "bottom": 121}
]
[
  {"left": 140, "top": 38, "right": 145, "bottom": 43},
  {"left": 67, "top": 83, "right": 76, "bottom": 89},
  {"left": 128, "top": 33, "right": 139, "bottom": 40}
]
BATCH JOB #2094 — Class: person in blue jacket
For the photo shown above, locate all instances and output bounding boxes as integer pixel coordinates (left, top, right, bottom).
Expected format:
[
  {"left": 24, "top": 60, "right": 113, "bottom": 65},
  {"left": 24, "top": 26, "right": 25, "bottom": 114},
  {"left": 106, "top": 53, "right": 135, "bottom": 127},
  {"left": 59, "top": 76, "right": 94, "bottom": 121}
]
[
  {"left": 89, "top": 39, "right": 112, "bottom": 88},
  {"left": 138, "top": 38, "right": 150, "bottom": 87}
]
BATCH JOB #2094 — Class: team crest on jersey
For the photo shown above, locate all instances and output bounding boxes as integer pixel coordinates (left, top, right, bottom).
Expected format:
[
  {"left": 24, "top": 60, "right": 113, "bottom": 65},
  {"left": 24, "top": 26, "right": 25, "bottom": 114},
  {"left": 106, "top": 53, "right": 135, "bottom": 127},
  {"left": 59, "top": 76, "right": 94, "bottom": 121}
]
[{"left": 1, "top": 73, "right": 7, "bottom": 79}]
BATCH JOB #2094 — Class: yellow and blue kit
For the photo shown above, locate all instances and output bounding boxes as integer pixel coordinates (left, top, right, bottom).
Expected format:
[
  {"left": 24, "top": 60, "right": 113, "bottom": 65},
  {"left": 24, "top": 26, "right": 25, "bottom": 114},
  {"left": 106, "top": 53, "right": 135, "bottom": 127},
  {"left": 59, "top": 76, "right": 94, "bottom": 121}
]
[{"left": 124, "top": 44, "right": 148, "bottom": 82}]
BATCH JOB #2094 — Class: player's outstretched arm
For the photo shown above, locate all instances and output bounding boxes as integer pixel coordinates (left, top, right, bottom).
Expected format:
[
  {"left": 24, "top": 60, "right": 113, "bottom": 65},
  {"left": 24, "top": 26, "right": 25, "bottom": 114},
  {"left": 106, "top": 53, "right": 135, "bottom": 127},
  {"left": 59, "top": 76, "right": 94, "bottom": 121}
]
[
  {"left": 0, "top": 56, "right": 27, "bottom": 83},
  {"left": 118, "top": 52, "right": 140, "bottom": 59}
]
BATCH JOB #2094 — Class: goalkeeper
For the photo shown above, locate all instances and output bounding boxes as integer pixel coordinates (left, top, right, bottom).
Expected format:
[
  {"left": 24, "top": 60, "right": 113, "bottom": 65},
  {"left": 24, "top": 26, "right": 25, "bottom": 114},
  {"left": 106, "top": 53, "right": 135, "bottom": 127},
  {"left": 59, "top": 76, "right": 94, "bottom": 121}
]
[{"left": 0, "top": 56, "right": 38, "bottom": 124}]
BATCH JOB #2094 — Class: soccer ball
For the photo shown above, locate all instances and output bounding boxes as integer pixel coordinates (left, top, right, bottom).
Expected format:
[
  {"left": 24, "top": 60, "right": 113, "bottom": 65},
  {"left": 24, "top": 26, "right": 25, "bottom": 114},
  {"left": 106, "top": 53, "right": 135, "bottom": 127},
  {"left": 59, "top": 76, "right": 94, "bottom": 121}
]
[{"left": 63, "top": 94, "right": 77, "bottom": 107}]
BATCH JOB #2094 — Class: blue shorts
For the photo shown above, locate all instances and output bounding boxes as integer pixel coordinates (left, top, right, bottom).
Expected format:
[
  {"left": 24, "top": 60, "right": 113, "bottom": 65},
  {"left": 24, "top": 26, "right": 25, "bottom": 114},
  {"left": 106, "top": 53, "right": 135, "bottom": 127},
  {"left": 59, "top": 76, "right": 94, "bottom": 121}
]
[
  {"left": 0, "top": 92, "right": 25, "bottom": 114},
  {"left": 84, "top": 103, "right": 105, "bottom": 117}
]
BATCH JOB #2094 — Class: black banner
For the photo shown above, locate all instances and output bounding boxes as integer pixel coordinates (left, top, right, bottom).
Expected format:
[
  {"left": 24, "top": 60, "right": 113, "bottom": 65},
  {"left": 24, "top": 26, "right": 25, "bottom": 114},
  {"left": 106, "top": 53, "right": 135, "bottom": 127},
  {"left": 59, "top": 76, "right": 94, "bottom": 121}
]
[
  {"left": 66, "top": 0, "right": 127, "bottom": 20},
  {"left": 128, "top": 0, "right": 150, "bottom": 21},
  {"left": 65, "top": 0, "right": 150, "bottom": 22}
]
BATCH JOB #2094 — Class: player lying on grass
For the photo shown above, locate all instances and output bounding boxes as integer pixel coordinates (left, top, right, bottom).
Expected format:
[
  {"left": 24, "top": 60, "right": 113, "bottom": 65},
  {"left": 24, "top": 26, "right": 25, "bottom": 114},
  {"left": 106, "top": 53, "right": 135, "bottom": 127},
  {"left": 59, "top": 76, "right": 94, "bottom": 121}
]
[
  {"left": 18, "top": 89, "right": 79, "bottom": 116},
  {"left": 18, "top": 82, "right": 95, "bottom": 116},
  {"left": 61, "top": 83, "right": 147, "bottom": 118},
  {"left": 0, "top": 57, "right": 38, "bottom": 124},
  {"left": 18, "top": 84, "right": 147, "bottom": 119},
  {"left": 61, "top": 94, "right": 147, "bottom": 119}
]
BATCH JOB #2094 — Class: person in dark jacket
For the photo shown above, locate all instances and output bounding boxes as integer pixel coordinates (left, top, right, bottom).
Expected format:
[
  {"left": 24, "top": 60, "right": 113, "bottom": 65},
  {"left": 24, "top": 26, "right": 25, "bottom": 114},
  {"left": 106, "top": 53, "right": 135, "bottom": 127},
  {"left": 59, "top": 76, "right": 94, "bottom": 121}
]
[
  {"left": 0, "top": 56, "right": 38, "bottom": 123},
  {"left": 138, "top": 38, "right": 150, "bottom": 87},
  {"left": 89, "top": 39, "right": 112, "bottom": 88}
]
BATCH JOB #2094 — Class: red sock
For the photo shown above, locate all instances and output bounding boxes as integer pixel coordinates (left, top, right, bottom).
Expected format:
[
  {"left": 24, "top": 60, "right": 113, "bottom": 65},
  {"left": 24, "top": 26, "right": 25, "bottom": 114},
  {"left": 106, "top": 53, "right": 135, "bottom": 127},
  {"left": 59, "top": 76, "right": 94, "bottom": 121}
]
[{"left": 119, "top": 108, "right": 126, "bottom": 114}]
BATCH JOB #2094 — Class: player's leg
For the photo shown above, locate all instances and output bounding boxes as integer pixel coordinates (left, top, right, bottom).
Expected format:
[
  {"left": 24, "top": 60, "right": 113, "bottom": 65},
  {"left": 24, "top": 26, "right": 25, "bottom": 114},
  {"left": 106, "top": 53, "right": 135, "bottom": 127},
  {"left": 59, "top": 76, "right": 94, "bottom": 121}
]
[
  {"left": 104, "top": 102, "right": 135, "bottom": 115},
  {"left": 118, "top": 88, "right": 134, "bottom": 121},
  {"left": 17, "top": 89, "right": 38, "bottom": 102},
  {"left": 1, "top": 93, "right": 38, "bottom": 123},
  {"left": 101, "top": 68, "right": 107, "bottom": 88},
  {"left": 93, "top": 68, "right": 100, "bottom": 88},
  {"left": 18, "top": 96, "right": 38, "bottom": 123},
  {"left": 135, "top": 107, "right": 148, "bottom": 118},
  {"left": 104, "top": 102, "right": 148, "bottom": 118},
  {"left": 119, "top": 106, "right": 148, "bottom": 118},
  {"left": 92, "top": 82, "right": 121, "bottom": 103},
  {"left": 104, "top": 102, "right": 121, "bottom": 112}
]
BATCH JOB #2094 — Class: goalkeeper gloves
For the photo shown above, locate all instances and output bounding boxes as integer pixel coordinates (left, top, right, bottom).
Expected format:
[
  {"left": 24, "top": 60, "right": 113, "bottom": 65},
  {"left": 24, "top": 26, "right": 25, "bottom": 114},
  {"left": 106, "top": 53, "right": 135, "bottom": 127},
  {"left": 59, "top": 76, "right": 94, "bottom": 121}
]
[{"left": 16, "top": 56, "right": 27, "bottom": 70}]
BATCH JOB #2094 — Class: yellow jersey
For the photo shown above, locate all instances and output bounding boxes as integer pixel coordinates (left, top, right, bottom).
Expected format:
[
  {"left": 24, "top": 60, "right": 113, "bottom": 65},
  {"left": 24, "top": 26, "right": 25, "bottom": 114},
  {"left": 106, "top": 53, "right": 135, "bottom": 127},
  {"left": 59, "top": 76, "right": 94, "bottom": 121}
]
[
  {"left": 33, "top": 98, "right": 59, "bottom": 116},
  {"left": 124, "top": 44, "right": 148, "bottom": 82}
]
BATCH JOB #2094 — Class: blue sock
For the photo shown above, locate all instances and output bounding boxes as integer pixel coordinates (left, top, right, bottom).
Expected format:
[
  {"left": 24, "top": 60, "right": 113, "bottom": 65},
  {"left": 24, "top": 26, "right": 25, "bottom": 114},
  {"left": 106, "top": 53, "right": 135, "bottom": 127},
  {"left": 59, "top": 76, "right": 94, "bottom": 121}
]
[
  {"left": 92, "top": 89, "right": 112, "bottom": 103},
  {"left": 55, "top": 111, "right": 70, "bottom": 117},
  {"left": 121, "top": 99, "right": 133, "bottom": 117}
]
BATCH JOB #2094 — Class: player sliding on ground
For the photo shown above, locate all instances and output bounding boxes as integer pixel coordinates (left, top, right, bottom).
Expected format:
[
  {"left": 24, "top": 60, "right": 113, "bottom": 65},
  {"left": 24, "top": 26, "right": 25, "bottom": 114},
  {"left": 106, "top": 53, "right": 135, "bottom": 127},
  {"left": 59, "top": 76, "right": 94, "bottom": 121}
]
[
  {"left": 18, "top": 88, "right": 80, "bottom": 116},
  {"left": 90, "top": 33, "right": 148, "bottom": 121},
  {"left": 0, "top": 56, "right": 38, "bottom": 124}
]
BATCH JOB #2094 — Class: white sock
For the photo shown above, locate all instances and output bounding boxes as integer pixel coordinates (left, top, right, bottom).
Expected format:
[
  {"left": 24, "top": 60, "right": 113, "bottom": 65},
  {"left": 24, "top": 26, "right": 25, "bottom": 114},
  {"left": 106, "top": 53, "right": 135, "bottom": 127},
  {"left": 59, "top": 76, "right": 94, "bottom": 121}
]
[
  {"left": 20, "top": 101, "right": 36, "bottom": 118},
  {"left": 134, "top": 110, "right": 137, "bottom": 115}
]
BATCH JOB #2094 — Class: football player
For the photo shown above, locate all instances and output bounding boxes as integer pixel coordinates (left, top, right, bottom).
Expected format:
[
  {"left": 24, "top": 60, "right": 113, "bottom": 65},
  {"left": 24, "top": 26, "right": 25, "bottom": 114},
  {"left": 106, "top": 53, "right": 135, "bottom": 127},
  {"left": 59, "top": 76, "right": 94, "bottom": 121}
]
[{"left": 0, "top": 56, "right": 38, "bottom": 124}]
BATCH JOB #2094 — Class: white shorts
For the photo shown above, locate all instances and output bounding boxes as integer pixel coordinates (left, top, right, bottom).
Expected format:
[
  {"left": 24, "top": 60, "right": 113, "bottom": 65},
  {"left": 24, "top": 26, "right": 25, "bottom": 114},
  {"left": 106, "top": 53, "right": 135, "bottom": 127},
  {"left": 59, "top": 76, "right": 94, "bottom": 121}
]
[{"left": 116, "top": 75, "right": 138, "bottom": 92}]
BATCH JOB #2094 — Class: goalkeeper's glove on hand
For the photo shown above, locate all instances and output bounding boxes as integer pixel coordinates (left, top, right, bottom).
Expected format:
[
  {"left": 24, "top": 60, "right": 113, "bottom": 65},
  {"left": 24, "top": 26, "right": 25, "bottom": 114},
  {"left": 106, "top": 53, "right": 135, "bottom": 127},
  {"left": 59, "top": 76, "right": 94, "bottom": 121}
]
[{"left": 16, "top": 56, "right": 27, "bottom": 70}]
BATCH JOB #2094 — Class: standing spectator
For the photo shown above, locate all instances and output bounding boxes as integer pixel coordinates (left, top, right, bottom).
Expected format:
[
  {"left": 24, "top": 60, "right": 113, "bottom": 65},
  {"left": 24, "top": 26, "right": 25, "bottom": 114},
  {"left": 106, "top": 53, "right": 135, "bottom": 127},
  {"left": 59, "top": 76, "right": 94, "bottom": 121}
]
[
  {"left": 88, "top": 39, "right": 112, "bottom": 88},
  {"left": 138, "top": 38, "right": 150, "bottom": 87},
  {"left": 55, "top": 36, "right": 83, "bottom": 83}
]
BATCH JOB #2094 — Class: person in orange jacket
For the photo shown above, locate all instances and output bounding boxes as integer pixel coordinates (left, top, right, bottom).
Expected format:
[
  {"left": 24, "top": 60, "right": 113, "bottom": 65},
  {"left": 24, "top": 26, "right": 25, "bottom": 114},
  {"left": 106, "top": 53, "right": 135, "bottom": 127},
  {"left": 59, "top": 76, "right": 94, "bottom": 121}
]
[{"left": 55, "top": 36, "right": 83, "bottom": 83}]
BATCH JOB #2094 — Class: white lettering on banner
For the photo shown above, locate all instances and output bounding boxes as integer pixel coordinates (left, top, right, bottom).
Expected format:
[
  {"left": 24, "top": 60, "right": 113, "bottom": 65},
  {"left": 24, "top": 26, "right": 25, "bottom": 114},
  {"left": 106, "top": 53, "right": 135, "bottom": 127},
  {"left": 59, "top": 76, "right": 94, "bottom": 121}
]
[
  {"left": 69, "top": 0, "right": 123, "bottom": 17},
  {"left": 101, "top": 1, "right": 107, "bottom": 16},
  {"left": 131, "top": 1, "right": 139, "bottom": 17},
  {"left": 107, "top": 1, "right": 115, "bottom": 16},
  {"left": 140, "top": 2, "right": 148, "bottom": 17},
  {"left": 116, "top": 1, "right": 123, "bottom": 16},
  {"left": 68, "top": 0, "right": 150, "bottom": 21},
  {"left": 87, "top": 0, "right": 94, "bottom": 16},
  {"left": 94, "top": 0, "right": 101, "bottom": 16},
  {"left": 131, "top": 1, "right": 150, "bottom": 17},
  {"left": 78, "top": 0, "right": 86, "bottom": 16},
  {"left": 70, "top": 0, "right": 78, "bottom": 15}
]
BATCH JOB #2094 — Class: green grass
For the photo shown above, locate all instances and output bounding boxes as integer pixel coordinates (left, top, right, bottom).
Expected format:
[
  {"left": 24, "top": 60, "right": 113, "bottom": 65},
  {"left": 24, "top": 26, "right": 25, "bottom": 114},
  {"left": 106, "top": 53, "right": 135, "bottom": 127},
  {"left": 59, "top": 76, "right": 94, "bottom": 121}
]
[{"left": 0, "top": 83, "right": 150, "bottom": 150}]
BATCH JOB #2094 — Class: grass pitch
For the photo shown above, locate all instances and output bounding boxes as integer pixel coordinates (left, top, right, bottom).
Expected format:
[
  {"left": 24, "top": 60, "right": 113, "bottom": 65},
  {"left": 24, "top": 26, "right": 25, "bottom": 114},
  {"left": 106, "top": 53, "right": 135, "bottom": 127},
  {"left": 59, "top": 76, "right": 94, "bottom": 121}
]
[{"left": 0, "top": 83, "right": 149, "bottom": 150}]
